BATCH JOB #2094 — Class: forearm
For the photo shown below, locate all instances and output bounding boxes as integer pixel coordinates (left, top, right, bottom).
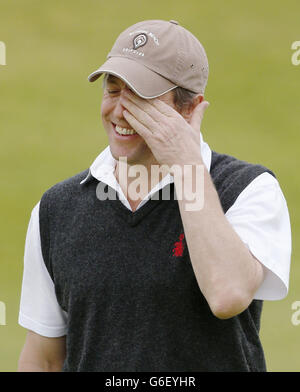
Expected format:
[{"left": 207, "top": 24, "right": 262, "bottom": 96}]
[
  {"left": 175, "top": 161, "right": 263, "bottom": 318},
  {"left": 18, "top": 359, "right": 63, "bottom": 372},
  {"left": 18, "top": 332, "right": 66, "bottom": 372}
]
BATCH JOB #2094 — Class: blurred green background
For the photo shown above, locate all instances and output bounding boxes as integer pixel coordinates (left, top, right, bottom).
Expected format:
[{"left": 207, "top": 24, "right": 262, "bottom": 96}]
[{"left": 0, "top": 0, "right": 299, "bottom": 371}]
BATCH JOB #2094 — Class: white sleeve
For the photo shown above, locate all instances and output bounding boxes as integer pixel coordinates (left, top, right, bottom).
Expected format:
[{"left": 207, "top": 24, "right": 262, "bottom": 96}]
[
  {"left": 18, "top": 201, "right": 68, "bottom": 337},
  {"left": 225, "top": 172, "right": 292, "bottom": 301}
]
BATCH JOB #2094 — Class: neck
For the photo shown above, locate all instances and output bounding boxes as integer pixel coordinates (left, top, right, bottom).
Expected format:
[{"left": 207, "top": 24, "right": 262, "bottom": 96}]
[{"left": 114, "top": 158, "right": 170, "bottom": 211}]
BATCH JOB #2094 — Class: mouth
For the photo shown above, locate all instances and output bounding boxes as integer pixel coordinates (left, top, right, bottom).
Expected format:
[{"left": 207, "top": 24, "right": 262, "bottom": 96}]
[{"left": 112, "top": 123, "right": 139, "bottom": 139}]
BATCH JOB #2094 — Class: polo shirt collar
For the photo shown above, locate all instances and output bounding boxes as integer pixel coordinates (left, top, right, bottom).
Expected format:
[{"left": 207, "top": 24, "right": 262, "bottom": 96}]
[{"left": 80, "top": 132, "right": 212, "bottom": 186}]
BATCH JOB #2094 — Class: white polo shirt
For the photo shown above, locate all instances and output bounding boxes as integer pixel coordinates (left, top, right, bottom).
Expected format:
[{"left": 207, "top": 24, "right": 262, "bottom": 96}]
[{"left": 18, "top": 134, "right": 292, "bottom": 337}]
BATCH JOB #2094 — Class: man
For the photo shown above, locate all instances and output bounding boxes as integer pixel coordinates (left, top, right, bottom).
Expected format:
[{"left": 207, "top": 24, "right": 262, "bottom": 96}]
[{"left": 18, "top": 20, "right": 291, "bottom": 372}]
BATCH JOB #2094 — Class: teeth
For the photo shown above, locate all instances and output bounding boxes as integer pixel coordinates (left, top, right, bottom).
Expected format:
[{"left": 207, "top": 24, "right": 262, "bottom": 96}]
[{"left": 115, "top": 125, "right": 137, "bottom": 135}]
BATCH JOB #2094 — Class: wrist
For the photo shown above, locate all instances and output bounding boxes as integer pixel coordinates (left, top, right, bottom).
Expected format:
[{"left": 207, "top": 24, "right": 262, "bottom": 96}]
[{"left": 169, "top": 159, "right": 204, "bottom": 177}]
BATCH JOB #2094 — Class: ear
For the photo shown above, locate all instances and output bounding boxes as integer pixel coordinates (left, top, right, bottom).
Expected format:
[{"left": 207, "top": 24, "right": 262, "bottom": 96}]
[{"left": 182, "top": 95, "right": 204, "bottom": 123}]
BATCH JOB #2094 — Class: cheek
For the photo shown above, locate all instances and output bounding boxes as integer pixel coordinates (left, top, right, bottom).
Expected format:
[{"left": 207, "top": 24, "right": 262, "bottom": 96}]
[{"left": 101, "top": 99, "right": 112, "bottom": 120}]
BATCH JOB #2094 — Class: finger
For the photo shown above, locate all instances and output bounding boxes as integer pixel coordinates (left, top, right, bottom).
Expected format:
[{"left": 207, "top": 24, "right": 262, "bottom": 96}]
[
  {"left": 121, "top": 97, "right": 159, "bottom": 131},
  {"left": 150, "top": 97, "right": 179, "bottom": 118},
  {"left": 125, "top": 89, "right": 181, "bottom": 122},
  {"left": 123, "top": 90, "right": 164, "bottom": 123},
  {"left": 122, "top": 110, "right": 153, "bottom": 142},
  {"left": 190, "top": 101, "right": 209, "bottom": 132}
]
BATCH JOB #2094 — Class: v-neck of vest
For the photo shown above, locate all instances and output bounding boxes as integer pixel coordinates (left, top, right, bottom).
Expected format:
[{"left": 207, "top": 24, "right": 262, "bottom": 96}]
[{"left": 102, "top": 181, "right": 176, "bottom": 227}]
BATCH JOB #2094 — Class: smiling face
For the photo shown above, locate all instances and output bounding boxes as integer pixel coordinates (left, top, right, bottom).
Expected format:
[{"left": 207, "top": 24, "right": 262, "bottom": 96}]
[{"left": 101, "top": 74, "right": 177, "bottom": 166}]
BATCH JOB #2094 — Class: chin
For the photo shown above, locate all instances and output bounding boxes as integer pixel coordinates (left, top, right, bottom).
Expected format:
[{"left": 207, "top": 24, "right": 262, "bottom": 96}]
[
  {"left": 109, "top": 142, "right": 151, "bottom": 165},
  {"left": 109, "top": 147, "right": 136, "bottom": 164}
]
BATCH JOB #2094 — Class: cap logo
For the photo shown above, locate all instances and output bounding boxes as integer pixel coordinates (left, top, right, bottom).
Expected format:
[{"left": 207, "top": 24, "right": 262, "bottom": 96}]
[{"left": 133, "top": 34, "right": 148, "bottom": 49}]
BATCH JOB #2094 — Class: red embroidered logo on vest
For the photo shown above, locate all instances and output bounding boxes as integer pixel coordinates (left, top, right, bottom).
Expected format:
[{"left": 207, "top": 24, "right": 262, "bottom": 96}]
[{"left": 172, "top": 233, "right": 185, "bottom": 257}]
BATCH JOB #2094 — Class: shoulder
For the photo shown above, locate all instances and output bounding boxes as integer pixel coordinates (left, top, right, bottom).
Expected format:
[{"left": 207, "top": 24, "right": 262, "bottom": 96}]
[
  {"left": 42, "top": 169, "right": 89, "bottom": 198},
  {"left": 39, "top": 169, "right": 91, "bottom": 221},
  {"left": 40, "top": 169, "right": 90, "bottom": 204},
  {"left": 210, "top": 151, "right": 276, "bottom": 213},
  {"left": 210, "top": 150, "right": 275, "bottom": 180}
]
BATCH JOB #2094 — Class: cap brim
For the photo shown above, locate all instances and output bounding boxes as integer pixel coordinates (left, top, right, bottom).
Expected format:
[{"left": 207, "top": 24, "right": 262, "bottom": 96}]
[{"left": 87, "top": 57, "right": 177, "bottom": 99}]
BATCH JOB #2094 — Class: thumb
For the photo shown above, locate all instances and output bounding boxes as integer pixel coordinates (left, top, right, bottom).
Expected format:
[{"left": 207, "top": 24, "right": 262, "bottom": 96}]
[{"left": 190, "top": 101, "right": 209, "bottom": 132}]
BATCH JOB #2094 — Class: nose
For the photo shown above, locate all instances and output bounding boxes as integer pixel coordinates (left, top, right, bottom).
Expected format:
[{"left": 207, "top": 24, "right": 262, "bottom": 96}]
[
  {"left": 113, "top": 99, "right": 125, "bottom": 120},
  {"left": 113, "top": 89, "right": 129, "bottom": 120}
]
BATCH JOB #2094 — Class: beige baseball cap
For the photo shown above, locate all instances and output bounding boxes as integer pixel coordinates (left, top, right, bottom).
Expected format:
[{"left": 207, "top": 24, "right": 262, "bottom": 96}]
[{"left": 88, "top": 20, "right": 209, "bottom": 99}]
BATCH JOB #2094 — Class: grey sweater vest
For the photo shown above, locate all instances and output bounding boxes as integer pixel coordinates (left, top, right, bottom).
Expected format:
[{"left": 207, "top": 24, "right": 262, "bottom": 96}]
[{"left": 39, "top": 151, "right": 275, "bottom": 372}]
